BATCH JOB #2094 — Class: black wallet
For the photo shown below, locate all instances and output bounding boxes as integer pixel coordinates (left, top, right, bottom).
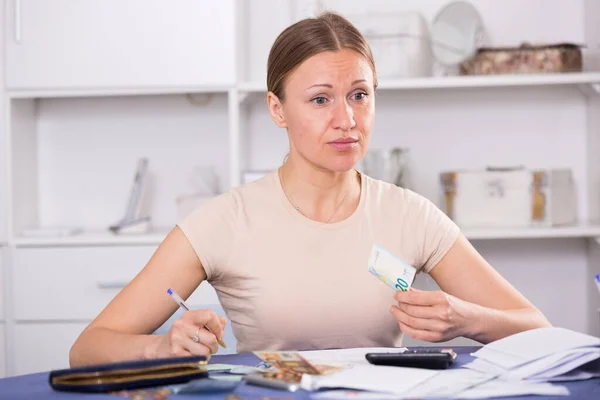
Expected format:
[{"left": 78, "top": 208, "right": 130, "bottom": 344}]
[{"left": 49, "top": 355, "right": 209, "bottom": 393}]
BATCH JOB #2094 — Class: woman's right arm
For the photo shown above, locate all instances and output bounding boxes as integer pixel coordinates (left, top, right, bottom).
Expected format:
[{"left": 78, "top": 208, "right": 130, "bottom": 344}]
[{"left": 69, "top": 226, "right": 226, "bottom": 367}]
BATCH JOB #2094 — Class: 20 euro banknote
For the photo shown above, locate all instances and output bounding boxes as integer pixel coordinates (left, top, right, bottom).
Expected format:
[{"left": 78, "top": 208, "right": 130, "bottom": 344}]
[{"left": 368, "top": 243, "right": 417, "bottom": 292}]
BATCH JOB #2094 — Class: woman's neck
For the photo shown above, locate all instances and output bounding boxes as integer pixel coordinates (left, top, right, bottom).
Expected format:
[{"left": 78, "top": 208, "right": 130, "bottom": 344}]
[{"left": 278, "top": 157, "right": 361, "bottom": 223}]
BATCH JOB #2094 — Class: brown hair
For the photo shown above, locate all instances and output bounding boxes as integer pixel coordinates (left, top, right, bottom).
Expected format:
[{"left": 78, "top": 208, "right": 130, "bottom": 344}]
[{"left": 267, "top": 11, "right": 378, "bottom": 101}]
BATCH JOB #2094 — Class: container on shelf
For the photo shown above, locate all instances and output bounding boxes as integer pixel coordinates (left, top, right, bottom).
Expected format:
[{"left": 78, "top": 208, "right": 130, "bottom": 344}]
[
  {"left": 440, "top": 166, "right": 578, "bottom": 228},
  {"left": 460, "top": 43, "right": 583, "bottom": 75}
]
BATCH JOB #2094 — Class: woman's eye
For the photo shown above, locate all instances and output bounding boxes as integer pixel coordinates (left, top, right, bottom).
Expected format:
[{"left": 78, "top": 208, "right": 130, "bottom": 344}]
[
  {"left": 353, "top": 92, "right": 367, "bottom": 101},
  {"left": 312, "top": 97, "right": 327, "bottom": 105}
]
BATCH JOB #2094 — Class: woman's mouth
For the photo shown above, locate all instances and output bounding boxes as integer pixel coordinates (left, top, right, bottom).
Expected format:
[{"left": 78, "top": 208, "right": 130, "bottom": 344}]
[{"left": 329, "top": 138, "right": 358, "bottom": 151}]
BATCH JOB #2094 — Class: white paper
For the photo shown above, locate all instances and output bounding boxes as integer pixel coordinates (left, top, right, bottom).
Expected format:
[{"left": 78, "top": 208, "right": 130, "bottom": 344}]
[
  {"left": 299, "top": 347, "right": 407, "bottom": 366},
  {"left": 311, "top": 390, "right": 401, "bottom": 399},
  {"left": 456, "top": 380, "right": 570, "bottom": 399},
  {"left": 505, "top": 348, "right": 600, "bottom": 381},
  {"left": 528, "top": 369, "right": 599, "bottom": 383},
  {"left": 300, "top": 364, "right": 439, "bottom": 395},
  {"left": 464, "top": 357, "right": 507, "bottom": 375},
  {"left": 402, "top": 369, "right": 498, "bottom": 398},
  {"left": 465, "top": 347, "right": 600, "bottom": 381},
  {"left": 472, "top": 327, "right": 600, "bottom": 369}
]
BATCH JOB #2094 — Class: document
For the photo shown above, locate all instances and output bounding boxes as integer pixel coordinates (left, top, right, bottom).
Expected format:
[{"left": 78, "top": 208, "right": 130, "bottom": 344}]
[
  {"left": 276, "top": 329, "right": 597, "bottom": 399},
  {"left": 471, "top": 327, "right": 600, "bottom": 370},
  {"left": 466, "top": 327, "right": 600, "bottom": 383},
  {"left": 300, "top": 364, "right": 439, "bottom": 395},
  {"left": 299, "top": 347, "right": 407, "bottom": 367},
  {"left": 402, "top": 369, "right": 497, "bottom": 398},
  {"left": 456, "top": 380, "right": 570, "bottom": 399}
]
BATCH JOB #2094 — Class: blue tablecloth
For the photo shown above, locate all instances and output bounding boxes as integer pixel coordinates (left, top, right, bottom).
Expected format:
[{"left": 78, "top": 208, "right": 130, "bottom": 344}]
[{"left": 0, "top": 347, "right": 598, "bottom": 399}]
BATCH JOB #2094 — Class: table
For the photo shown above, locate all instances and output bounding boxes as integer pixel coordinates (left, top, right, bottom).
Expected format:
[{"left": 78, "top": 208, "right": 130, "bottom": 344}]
[{"left": 0, "top": 347, "right": 598, "bottom": 399}]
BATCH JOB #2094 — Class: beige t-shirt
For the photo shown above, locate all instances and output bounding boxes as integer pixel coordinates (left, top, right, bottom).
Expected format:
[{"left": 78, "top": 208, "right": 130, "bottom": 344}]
[{"left": 178, "top": 170, "right": 460, "bottom": 353}]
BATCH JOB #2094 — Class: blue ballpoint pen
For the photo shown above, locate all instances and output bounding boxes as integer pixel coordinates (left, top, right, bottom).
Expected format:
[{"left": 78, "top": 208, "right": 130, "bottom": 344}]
[{"left": 167, "top": 288, "right": 227, "bottom": 348}]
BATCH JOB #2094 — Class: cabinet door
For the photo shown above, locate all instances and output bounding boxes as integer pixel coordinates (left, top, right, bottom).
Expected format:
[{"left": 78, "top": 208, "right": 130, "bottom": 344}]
[
  {"left": 0, "top": 97, "right": 5, "bottom": 243},
  {"left": 14, "top": 323, "right": 86, "bottom": 375},
  {"left": 0, "top": 324, "right": 5, "bottom": 378},
  {"left": 5, "top": 0, "right": 236, "bottom": 89},
  {"left": 0, "top": 248, "right": 4, "bottom": 321},
  {"left": 13, "top": 247, "right": 226, "bottom": 321},
  {"left": 13, "top": 246, "right": 157, "bottom": 321},
  {"left": 0, "top": 0, "right": 5, "bottom": 243}
]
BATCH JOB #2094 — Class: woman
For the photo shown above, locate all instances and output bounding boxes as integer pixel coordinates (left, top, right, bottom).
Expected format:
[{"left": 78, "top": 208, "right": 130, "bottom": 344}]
[{"left": 69, "top": 12, "right": 550, "bottom": 366}]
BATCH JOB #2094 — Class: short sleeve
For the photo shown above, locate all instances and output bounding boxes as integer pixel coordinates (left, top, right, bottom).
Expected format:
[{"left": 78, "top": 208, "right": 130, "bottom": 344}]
[
  {"left": 405, "top": 190, "right": 460, "bottom": 274},
  {"left": 176, "top": 191, "right": 239, "bottom": 281}
]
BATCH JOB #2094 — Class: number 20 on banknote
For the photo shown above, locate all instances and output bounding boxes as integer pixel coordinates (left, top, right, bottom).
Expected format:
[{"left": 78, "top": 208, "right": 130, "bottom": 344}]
[{"left": 368, "top": 243, "right": 417, "bottom": 292}]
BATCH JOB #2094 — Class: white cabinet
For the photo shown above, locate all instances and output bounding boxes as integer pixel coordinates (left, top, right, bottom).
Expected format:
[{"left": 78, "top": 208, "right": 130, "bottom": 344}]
[
  {"left": 5, "top": 0, "right": 236, "bottom": 90},
  {"left": 0, "top": 0, "right": 5, "bottom": 243},
  {"left": 14, "top": 323, "right": 86, "bottom": 375},
  {"left": 13, "top": 246, "right": 156, "bottom": 321},
  {"left": 0, "top": 248, "right": 4, "bottom": 321},
  {"left": 0, "top": 325, "right": 5, "bottom": 378},
  {"left": 13, "top": 246, "right": 222, "bottom": 321},
  {"left": 0, "top": 94, "right": 5, "bottom": 243}
]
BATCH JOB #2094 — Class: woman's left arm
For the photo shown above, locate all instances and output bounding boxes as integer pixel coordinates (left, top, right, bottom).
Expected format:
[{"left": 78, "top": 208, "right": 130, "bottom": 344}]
[{"left": 390, "top": 234, "right": 551, "bottom": 344}]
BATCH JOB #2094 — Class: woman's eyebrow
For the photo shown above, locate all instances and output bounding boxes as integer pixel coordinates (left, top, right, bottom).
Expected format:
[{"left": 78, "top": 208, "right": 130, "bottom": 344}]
[
  {"left": 307, "top": 83, "right": 333, "bottom": 90},
  {"left": 306, "top": 79, "right": 367, "bottom": 90}
]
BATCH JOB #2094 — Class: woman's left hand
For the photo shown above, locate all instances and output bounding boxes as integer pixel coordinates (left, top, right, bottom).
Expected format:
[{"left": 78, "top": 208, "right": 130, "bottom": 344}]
[{"left": 390, "top": 288, "right": 475, "bottom": 342}]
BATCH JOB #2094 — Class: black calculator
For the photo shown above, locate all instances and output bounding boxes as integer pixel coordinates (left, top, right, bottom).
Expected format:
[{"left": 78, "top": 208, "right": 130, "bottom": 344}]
[{"left": 365, "top": 349, "right": 457, "bottom": 370}]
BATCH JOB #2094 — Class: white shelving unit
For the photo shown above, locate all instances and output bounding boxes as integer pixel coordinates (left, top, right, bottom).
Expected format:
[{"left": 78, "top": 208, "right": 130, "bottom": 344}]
[
  {"left": 10, "top": 223, "right": 600, "bottom": 248},
  {"left": 240, "top": 72, "right": 600, "bottom": 93},
  {"left": 1, "top": 0, "right": 600, "bottom": 377}
]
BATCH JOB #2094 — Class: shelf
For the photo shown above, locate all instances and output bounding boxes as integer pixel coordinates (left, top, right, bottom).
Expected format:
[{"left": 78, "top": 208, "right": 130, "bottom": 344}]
[
  {"left": 10, "top": 225, "right": 600, "bottom": 248},
  {"left": 239, "top": 72, "right": 600, "bottom": 93},
  {"left": 12, "top": 229, "right": 171, "bottom": 248},
  {"left": 7, "top": 85, "right": 233, "bottom": 99},
  {"left": 7, "top": 72, "right": 600, "bottom": 100},
  {"left": 463, "top": 224, "right": 600, "bottom": 240}
]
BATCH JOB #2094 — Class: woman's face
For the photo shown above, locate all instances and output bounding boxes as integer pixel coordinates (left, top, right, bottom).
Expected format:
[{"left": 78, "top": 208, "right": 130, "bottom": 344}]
[{"left": 269, "top": 49, "right": 375, "bottom": 172}]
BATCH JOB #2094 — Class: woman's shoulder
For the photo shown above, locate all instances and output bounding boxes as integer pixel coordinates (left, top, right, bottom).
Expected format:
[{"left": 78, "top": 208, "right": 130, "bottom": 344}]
[
  {"left": 362, "top": 172, "right": 429, "bottom": 208},
  {"left": 229, "top": 170, "right": 279, "bottom": 203}
]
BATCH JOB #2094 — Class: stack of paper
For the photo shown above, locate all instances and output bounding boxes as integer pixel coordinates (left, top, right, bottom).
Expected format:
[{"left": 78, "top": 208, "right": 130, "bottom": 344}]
[
  {"left": 253, "top": 329, "right": 597, "bottom": 399},
  {"left": 464, "top": 327, "right": 600, "bottom": 382},
  {"left": 300, "top": 363, "right": 441, "bottom": 396},
  {"left": 298, "top": 347, "right": 569, "bottom": 399}
]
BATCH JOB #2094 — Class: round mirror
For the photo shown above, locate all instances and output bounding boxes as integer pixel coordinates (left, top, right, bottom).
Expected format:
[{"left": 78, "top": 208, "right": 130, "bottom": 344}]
[{"left": 430, "top": 1, "right": 484, "bottom": 66}]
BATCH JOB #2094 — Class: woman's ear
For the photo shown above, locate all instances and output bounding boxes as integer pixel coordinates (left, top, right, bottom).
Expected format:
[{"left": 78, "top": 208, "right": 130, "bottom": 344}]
[{"left": 267, "top": 92, "right": 287, "bottom": 128}]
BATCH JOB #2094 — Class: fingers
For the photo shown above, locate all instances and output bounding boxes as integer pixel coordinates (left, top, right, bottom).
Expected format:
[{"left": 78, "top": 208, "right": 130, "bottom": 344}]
[
  {"left": 397, "top": 302, "right": 449, "bottom": 321},
  {"left": 169, "top": 343, "right": 192, "bottom": 357},
  {"left": 397, "top": 320, "right": 445, "bottom": 342},
  {"left": 394, "top": 288, "right": 449, "bottom": 306},
  {"left": 390, "top": 305, "right": 448, "bottom": 332},
  {"left": 182, "top": 310, "right": 225, "bottom": 342},
  {"left": 189, "top": 326, "right": 220, "bottom": 354},
  {"left": 182, "top": 325, "right": 217, "bottom": 355},
  {"left": 170, "top": 318, "right": 219, "bottom": 356}
]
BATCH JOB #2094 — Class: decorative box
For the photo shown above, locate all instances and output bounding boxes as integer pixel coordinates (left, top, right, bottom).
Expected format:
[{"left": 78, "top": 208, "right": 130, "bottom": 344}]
[
  {"left": 460, "top": 43, "right": 583, "bottom": 75},
  {"left": 440, "top": 167, "right": 577, "bottom": 228}
]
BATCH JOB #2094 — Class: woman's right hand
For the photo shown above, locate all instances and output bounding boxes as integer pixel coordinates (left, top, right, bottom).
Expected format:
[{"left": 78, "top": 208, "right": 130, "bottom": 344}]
[{"left": 147, "top": 310, "right": 227, "bottom": 358}]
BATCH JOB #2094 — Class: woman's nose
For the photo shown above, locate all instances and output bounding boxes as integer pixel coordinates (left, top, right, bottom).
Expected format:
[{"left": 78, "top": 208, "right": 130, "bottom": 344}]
[{"left": 333, "top": 101, "right": 356, "bottom": 131}]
